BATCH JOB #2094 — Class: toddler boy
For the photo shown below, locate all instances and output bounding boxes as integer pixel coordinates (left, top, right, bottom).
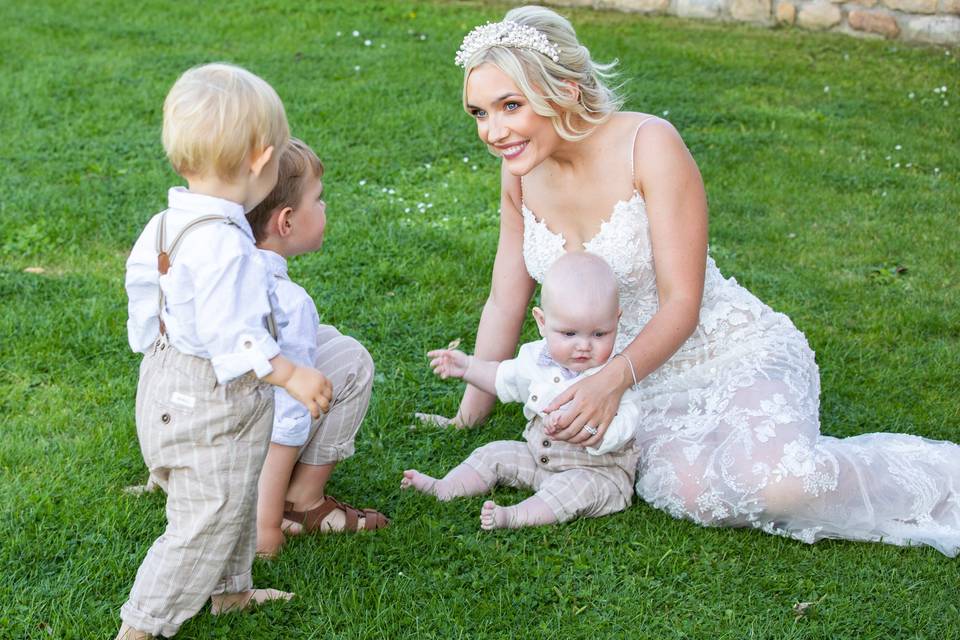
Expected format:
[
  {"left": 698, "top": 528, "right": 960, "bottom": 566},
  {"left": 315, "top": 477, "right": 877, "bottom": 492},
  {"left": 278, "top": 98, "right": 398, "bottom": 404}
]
[
  {"left": 403, "top": 251, "right": 642, "bottom": 529},
  {"left": 119, "top": 63, "right": 332, "bottom": 639},
  {"left": 245, "top": 138, "right": 387, "bottom": 557}
]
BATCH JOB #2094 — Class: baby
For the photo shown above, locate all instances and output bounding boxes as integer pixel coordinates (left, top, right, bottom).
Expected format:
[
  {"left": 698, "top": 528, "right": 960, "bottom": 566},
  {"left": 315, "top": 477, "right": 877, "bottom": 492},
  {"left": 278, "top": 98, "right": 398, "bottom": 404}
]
[{"left": 402, "top": 251, "right": 642, "bottom": 529}]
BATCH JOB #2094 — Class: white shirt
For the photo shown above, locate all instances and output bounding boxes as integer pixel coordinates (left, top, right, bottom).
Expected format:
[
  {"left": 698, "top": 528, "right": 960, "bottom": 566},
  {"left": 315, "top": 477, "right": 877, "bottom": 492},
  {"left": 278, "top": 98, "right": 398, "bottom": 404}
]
[
  {"left": 260, "top": 249, "right": 320, "bottom": 446},
  {"left": 494, "top": 339, "right": 641, "bottom": 456},
  {"left": 126, "top": 187, "right": 281, "bottom": 383}
]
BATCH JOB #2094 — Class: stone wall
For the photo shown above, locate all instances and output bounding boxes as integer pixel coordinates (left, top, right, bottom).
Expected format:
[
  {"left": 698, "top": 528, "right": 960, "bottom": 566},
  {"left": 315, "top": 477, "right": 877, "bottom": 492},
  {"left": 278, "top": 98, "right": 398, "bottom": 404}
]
[{"left": 541, "top": 0, "right": 960, "bottom": 44}]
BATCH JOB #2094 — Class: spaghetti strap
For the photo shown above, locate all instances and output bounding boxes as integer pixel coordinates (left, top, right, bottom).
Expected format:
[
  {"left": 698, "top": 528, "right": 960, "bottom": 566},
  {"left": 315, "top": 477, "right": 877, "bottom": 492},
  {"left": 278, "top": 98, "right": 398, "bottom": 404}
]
[{"left": 629, "top": 115, "right": 660, "bottom": 182}]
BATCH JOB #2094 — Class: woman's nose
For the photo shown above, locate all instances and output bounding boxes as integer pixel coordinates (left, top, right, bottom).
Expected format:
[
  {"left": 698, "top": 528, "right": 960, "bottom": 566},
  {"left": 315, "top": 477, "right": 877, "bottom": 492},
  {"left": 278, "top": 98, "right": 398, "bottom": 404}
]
[{"left": 486, "top": 114, "right": 507, "bottom": 143}]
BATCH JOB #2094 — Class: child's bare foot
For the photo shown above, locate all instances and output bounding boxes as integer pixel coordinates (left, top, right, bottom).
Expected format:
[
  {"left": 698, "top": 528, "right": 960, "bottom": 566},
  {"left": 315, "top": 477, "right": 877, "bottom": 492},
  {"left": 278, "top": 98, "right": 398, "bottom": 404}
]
[
  {"left": 115, "top": 623, "right": 153, "bottom": 639},
  {"left": 123, "top": 476, "right": 160, "bottom": 496},
  {"left": 210, "top": 588, "right": 294, "bottom": 615},
  {"left": 255, "top": 527, "right": 287, "bottom": 558},
  {"left": 480, "top": 497, "right": 558, "bottom": 530},
  {"left": 480, "top": 500, "right": 507, "bottom": 530},
  {"left": 400, "top": 469, "right": 439, "bottom": 495}
]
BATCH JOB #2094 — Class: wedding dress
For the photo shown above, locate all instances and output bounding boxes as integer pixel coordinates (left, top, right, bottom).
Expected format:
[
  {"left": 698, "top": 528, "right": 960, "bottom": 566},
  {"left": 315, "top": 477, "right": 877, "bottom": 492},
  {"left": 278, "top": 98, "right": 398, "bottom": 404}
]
[{"left": 521, "top": 181, "right": 960, "bottom": 556}]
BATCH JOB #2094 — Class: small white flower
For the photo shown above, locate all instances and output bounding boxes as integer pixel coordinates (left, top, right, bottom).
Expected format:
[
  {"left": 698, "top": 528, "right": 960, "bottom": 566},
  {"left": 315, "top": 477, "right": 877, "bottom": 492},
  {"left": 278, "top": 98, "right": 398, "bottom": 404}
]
[
  {"left": 942, "top": 86, "right": 948, "bottom": 92},
  {"left": 364, "top": 39, "right": 372, "bottom": 46},
  {"left": 419, "top": 34, "right": 427, "bottom": 41},
  {"left": 944, "top": 100, "right": 950, "bottom": 106},
  {"left": 823, "top": 85, "right": 830, "bottom": 93},
  {"left": 934, "top": 167, "right": 940, "bottom": 173},
  {"left": 908, "top": 92, "right": 915, "bottom": 99},
  {"left": 336, "top": 31, "right": 342, "bottom": 37},
  {"left": 662, "top": 110, "right": 670, "bottom": 116},
  {"left": 380, "top": 44, "right": 386, "bottom": 49},
  {"left": 404, "top": 207, "right": 410, "bottom": 213},
  {"left": 787, "top": 232, "right": 797, "bottom": 239},
  {"left": 381, "top": 187, "right": 387, "bottom": 192},
  {"left": 354, "top": 65, "right": 361, "bottom": 72},
  {"left": 895, "top": 144, "right": 902, "bottom": 150},
  {"left": 427, "top": 203, "right": 433, "bottom": 208},
  {"left": 472, "top": 165, "right": 478, "bottom": 170},
  {"left": 388, "top": 189, "right": 396, "bottom": 194},
  {"left": 424, "top": 193, "right": 430, "bottom": 198},
  {"left": 885, "top": 155, "right": 891, "bottom": 160},
  {"left": 894, "top": 162, "right": 900, "bottom": 168},
  {"left": 352, "top": 30, "right": 360, "bottom": 37},
  {"left": 462, "top": 156, "right": 469, "bottom": 163},
  {"left": 358, "top": 179, "right": 367, "bottom": 186},
  {"left": 906, "top": 163, "right": 912, "bottom": 168},
  {"left": 881, "top": 191, "right": 887, "bottom": 197}
]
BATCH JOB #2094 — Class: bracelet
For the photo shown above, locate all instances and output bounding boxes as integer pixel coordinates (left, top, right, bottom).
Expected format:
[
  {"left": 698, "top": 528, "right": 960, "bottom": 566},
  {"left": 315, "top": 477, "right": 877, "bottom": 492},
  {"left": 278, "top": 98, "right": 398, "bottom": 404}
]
[{"left": 613, "top": 352, "right": 638, "bottom": 389}]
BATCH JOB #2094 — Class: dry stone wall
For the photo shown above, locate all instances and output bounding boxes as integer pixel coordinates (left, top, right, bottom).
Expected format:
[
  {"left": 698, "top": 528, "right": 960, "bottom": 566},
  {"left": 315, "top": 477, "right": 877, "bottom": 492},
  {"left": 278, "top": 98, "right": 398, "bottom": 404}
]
[{"left": 542, "top": 0, "right": 960, "bottom": 44}]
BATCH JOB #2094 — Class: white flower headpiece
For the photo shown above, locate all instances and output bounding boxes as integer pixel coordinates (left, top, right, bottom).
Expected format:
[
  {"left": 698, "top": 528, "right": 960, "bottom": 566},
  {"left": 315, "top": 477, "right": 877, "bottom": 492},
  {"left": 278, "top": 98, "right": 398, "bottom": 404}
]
[{"left": 454, "top": 21, "right": 561, "bottom": 68}]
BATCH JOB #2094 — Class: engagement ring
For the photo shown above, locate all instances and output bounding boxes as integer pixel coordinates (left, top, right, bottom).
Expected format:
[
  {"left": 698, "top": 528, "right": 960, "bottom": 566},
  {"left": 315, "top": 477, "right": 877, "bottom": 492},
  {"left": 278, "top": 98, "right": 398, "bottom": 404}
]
[{"left": 583, "top": 425, "right": 598, "bottom": 436}]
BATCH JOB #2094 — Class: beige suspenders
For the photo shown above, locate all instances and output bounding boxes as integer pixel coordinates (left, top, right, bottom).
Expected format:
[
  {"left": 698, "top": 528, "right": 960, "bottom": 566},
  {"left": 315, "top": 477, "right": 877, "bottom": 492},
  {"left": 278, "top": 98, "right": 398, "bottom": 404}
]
[{"left": 154, "top": 212, "right": 278, "bottom": 340}]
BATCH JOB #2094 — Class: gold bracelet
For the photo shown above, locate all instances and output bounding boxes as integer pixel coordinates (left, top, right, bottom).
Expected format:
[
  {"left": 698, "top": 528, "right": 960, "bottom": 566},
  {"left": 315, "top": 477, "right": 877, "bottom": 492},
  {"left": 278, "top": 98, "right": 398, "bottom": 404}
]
[{"left": 613, "top": 352, "right": 638, "bottom": 389}]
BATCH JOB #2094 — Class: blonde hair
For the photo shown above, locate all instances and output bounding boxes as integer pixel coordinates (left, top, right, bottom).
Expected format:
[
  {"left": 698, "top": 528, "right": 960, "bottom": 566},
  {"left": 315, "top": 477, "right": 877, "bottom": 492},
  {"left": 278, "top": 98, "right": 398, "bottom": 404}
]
[
  {"left": 460, "top": 6, "right": 624, "bottom": 141},
  {"left": 246, "top": 138, "right": 324, "bottom": 243},
  {"left": 162, "top": 62, "right": 290, "bottom": 179}
]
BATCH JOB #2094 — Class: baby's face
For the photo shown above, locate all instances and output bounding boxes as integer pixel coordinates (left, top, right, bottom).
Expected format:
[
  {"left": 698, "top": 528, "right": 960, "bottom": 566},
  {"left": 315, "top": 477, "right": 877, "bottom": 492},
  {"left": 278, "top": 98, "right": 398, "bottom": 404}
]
[{"left": 538, "top": 298, "right": 619, "bottom": 372}]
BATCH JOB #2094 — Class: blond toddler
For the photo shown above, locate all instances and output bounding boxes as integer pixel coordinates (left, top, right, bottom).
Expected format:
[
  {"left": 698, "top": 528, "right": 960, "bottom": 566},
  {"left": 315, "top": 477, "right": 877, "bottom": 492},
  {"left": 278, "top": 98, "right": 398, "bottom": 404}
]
[{"left": 119, "top": 64, "right": 332, "bottom": 639}]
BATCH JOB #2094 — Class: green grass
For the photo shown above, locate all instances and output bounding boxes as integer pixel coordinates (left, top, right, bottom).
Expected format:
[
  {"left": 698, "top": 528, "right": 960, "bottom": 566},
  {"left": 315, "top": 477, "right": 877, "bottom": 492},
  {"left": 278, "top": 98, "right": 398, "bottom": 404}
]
[{"left": 1, "top": 1, "right": 958, "bottom": 638}]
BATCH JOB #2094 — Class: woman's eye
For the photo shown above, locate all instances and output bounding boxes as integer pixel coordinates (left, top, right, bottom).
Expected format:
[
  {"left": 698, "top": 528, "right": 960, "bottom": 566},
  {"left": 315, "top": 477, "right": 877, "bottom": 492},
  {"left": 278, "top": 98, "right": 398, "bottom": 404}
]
[
  {"left": 505, "top": 102, "right": 520, "bottom": 111},
  {"left": 471, "top": 109, "right": 487, "bottom": 118}
]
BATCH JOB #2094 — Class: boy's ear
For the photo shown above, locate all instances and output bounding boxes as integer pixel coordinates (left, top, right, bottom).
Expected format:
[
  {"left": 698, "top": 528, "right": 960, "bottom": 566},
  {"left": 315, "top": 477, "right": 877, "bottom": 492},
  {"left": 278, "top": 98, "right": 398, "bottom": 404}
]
[
  {"left": 532, "top": 307, "right": 546, "bottom": 337},
  {"left": 275, "top": 206, "right": 295, "bottom": 238},
  {"left": 250, "top": 145, "right": 275, "bottom": 177}
]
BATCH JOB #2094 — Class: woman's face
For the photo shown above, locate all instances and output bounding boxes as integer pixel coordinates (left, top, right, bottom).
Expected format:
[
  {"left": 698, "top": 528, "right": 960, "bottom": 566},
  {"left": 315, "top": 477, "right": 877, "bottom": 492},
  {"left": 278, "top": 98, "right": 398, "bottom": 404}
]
[{"left": 465, "top": 63, "right": 559, "bottom": 176}]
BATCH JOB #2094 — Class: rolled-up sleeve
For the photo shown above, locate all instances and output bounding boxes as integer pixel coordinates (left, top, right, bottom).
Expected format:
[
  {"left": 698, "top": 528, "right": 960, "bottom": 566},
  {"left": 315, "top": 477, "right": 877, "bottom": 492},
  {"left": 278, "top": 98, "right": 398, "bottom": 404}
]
[{"left": 194, "top": 251, "right": 280, "bottom": 383}]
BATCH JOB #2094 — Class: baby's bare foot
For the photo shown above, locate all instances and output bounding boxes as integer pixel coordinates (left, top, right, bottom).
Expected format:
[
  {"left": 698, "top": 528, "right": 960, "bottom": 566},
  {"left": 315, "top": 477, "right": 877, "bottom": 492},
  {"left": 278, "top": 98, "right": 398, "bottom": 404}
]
[
  {"left": 480, "top": 500, "right": 506, "bottom": 530},
  {"left": 210, "top": 588, "right": 294, "bottom": 615},
  {"left": 401, "top": 469, "right": 439, "bottom": 495},
  {"left": 115, "top": 623, "right": 154, "bottom": 639}
]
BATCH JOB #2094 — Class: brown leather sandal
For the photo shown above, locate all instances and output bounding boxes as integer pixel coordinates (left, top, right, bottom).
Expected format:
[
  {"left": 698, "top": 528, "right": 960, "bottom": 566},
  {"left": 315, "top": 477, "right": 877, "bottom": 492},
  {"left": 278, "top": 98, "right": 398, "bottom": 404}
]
[{"left": 283, "top": 495, "right": 389, "bottom": 532}]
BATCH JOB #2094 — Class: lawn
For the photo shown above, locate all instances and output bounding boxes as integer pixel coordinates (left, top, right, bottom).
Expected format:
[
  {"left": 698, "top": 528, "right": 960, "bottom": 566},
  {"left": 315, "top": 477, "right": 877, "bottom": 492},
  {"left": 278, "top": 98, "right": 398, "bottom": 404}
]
[{"left": 0, "top": 1, "right": 957, "bottom": 638}]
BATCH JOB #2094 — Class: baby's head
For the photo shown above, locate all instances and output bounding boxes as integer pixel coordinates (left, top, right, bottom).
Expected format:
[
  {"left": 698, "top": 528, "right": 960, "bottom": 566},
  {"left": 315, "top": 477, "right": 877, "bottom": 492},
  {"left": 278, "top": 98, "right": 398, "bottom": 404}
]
[
  {"left": 533, "top": 251, "right": 620, "bottom": 372},
  {"left": 246, "top": 138, "right": 326, "bottom": 257},
  {"left": 162, "top": 63, "right": 289, "bottom": 204}
]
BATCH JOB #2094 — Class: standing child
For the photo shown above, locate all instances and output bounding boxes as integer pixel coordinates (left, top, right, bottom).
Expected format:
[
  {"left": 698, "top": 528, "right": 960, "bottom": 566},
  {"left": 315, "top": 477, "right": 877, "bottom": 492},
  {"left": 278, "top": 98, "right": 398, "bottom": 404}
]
[
  {"left": 119, "top": 63, "right": 332, "bottom": 639},
  {"left": 245, "top": 138, "right": 388, "bottom": 557},
  {"left": 403, "top": 251, "right": 642, "bottom": 529}
]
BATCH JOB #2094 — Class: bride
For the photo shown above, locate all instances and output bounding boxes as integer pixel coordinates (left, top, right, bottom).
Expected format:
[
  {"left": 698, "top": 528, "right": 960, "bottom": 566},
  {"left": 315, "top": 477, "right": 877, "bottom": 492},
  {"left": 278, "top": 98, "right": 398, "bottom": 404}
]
[{"left": 427, "top": 4, "right": 960, "bottom": 555}]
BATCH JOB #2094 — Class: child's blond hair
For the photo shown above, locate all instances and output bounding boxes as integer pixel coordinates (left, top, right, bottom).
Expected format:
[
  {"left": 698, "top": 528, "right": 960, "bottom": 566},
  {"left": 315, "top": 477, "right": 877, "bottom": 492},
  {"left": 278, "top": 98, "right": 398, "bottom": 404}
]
[
  {"left": 162, "top": 62, "right": 290, "bottom": 179},
  {"left": 246, "top": 138, "right": 324, "bottom": 243}
]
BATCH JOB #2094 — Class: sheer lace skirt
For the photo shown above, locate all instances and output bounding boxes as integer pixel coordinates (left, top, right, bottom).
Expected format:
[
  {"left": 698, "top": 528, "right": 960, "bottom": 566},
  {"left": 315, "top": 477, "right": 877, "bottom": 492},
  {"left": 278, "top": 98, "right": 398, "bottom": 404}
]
[{"left": 632, "top": 312, "right": 960, "bottom": 557}]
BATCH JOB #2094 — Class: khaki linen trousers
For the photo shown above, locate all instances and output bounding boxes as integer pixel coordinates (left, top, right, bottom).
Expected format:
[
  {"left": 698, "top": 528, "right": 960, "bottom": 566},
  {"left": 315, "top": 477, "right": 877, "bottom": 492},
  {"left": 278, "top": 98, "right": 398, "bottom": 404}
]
[{"left": 121, "top": 340, "right": 273, "bottom": 637}]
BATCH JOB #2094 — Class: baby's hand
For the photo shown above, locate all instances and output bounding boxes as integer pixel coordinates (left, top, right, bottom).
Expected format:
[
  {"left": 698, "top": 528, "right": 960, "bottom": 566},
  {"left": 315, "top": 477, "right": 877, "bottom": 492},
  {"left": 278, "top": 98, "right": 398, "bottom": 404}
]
[
  {"left": 426, "top": 348, "right": 471, "bottom": 380},
  {"left": 543, "top": 401, "right": 574, "bottom": 435},
  {"left": 284, "top": 366, "right": 333, "bottom": 418}
]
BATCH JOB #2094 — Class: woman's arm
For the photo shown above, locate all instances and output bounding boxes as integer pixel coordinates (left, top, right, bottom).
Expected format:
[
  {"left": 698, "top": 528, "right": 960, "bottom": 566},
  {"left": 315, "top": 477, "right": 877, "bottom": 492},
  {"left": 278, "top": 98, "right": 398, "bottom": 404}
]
[
  {"left": 455, "top": 163, "right": 537, "bottom": 426},
  {"left": 546, "top": 119, "right": 708, "bottom": 446}
]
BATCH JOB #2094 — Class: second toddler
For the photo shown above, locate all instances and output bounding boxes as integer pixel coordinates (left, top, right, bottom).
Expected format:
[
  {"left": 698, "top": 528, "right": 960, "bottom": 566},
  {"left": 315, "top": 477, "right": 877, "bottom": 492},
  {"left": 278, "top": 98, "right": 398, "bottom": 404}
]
[
  {"left": 402, "top": 251, "right": 642, "bottom": 529},
  {"left": 246, "top": 138, "right": 388, "bottom": 557}
]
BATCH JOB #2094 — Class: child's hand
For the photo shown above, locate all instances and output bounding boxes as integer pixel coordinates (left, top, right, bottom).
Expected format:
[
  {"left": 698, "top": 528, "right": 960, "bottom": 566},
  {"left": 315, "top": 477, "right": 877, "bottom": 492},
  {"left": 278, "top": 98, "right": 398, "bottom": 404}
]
[
  {"left": 426, "top": 349, "right": 471, "bottom": 380},
  {"left": 284, "top": 366, "right": 332, "bottom": 418}
]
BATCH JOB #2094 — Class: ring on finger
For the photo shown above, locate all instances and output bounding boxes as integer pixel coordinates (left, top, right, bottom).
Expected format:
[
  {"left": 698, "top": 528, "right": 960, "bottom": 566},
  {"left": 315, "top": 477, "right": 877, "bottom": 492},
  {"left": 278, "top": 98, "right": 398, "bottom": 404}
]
[{"left": 583, "top": 425, "right": 598, "bottom": 436}]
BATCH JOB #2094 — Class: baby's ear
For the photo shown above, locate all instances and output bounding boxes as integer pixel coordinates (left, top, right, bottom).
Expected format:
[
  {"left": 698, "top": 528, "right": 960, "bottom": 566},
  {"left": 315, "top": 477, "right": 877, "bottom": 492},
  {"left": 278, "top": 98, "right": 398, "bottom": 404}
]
[
  {"left": 532, "top": 307, "right": 546, "bottom": 336},
  {"left": 250, "top": 145, "right": 275, "bottom": 177}
]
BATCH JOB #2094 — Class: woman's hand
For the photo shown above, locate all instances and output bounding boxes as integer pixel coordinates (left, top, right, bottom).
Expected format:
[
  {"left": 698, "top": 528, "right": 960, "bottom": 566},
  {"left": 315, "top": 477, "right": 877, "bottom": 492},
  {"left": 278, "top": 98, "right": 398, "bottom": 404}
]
[{"left": 542, "top": 358, "right": 631, "bottom": 448}]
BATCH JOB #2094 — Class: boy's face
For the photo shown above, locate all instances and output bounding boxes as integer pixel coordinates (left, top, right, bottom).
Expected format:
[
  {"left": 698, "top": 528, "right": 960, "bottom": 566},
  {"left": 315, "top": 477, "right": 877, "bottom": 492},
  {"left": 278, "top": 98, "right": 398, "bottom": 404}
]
[
  {"left": 535, "top": 297, "right": 619, "bottom": 372},
  {"left": 287, "top": 173, "right": 327, "bottom": 255}
]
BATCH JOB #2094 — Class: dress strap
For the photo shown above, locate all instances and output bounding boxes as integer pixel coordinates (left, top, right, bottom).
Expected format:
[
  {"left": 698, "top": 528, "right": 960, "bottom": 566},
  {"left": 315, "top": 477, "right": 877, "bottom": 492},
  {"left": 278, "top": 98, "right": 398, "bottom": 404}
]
[{"left": 629, "top": 115, "right": 660, "bottom": 186}]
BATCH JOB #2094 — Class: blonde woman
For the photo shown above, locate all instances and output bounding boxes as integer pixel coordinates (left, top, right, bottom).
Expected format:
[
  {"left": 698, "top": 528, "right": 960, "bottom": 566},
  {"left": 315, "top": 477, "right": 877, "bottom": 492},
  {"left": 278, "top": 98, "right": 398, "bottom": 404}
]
[{"left": 422, "top": 5, "right": 960, "bottom": 554}]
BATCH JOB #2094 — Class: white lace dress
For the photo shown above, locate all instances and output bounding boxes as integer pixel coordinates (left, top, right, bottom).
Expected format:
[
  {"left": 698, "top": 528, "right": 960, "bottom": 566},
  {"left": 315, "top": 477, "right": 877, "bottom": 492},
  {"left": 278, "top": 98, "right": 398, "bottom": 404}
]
[{"left": 522, "top": 192, "right": 960, "bottom": 556}]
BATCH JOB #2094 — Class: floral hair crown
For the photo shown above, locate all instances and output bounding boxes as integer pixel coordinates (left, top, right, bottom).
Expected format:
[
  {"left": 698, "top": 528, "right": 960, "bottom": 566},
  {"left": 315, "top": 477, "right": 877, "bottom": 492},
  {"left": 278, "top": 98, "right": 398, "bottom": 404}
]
[{"left": 454, "top": 21, "right": 561, "bottom": 68}]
